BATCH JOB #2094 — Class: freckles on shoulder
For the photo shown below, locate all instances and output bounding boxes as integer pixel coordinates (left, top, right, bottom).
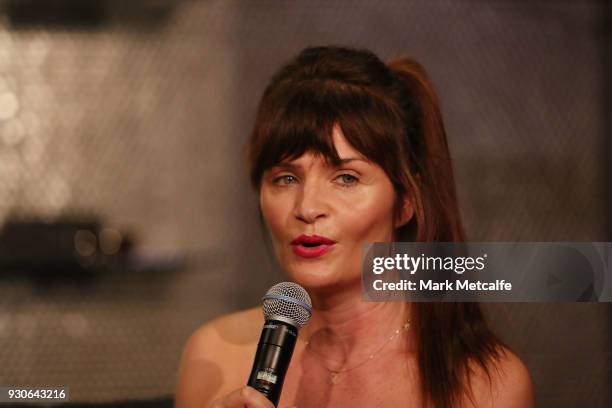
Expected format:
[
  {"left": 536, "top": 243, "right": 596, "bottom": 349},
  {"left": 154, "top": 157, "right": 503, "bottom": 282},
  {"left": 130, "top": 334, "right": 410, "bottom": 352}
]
[{"left": 463, "top": 347, "right": 535, "bottom": 408}]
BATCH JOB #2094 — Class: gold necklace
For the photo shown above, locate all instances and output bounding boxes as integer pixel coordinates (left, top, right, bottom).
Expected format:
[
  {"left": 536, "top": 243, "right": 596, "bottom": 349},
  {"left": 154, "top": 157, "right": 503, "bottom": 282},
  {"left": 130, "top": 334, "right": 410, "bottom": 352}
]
[{"left": 303, "top": 320, "right": 411, "bottom": 385}]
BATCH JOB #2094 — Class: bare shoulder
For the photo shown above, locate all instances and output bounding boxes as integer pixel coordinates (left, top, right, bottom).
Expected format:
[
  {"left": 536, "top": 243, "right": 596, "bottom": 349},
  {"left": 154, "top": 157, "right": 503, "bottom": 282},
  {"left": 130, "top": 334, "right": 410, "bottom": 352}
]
[
  {"left": 463, "top": 346, "right": 535, "bottom": 408},
  {"left": 174, "top": 307, "right": 263, "bottom": 408},
  {"left": 192, "top": 307, "right": 263, "bottom": 347}
]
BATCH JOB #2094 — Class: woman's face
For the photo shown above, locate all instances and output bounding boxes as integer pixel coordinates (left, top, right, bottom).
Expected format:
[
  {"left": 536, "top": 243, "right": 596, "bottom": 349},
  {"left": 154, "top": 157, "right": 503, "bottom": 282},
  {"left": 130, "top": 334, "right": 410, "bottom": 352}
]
[{"left": 259, "top": 126, "right": 412, "bottom": 290}]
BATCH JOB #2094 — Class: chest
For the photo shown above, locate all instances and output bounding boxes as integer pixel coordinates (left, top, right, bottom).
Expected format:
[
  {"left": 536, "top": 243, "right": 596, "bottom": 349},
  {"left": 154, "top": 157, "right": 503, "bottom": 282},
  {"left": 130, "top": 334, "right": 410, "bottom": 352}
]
[{"left": 277, "top": 347, "right": 423, "bottom": 408}]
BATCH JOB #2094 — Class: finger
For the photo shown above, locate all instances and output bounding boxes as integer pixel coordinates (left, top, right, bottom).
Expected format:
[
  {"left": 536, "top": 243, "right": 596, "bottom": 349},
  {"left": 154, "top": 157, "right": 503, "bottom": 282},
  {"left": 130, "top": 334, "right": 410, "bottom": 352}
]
[
  {"left": 240, "top": 386, "right": 275, "bottom": 408},
  {"left": 213, "top": 386, "right": 274, "bottom": 408}
]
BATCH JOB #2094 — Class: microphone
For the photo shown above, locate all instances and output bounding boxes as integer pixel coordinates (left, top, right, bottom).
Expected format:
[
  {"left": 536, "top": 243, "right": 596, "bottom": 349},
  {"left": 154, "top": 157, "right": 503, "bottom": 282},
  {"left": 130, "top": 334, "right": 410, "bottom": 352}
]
[{"left": 247, "top": 282, "right": 312, "bottom": 406}]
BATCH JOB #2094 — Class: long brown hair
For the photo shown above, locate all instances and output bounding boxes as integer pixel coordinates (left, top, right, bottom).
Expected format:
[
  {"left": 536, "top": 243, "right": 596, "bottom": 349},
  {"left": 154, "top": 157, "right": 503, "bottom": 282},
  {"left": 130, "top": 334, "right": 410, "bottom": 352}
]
[{"left": 245, "top": 45, "right": 505, "bottom": 408}]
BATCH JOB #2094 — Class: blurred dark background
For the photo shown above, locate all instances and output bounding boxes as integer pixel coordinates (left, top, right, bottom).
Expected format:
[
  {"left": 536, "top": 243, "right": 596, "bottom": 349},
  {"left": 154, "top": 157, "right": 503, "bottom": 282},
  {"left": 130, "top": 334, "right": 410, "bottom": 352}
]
[{"left": 0, "top": 0, "right": 610, "bottom": 407}]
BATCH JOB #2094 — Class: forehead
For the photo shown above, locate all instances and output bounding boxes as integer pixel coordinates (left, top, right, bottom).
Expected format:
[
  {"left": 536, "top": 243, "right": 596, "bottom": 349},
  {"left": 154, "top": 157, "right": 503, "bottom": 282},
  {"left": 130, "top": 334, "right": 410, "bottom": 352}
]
[{"left": 284, "top": 125, "right": 367, "bottom": 166}]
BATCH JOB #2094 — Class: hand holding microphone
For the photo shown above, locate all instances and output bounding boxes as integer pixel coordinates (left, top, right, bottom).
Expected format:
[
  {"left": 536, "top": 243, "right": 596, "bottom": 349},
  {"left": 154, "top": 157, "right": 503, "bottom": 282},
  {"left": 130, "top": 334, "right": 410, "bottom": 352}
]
[{"left": 208, "top": 385, "right": 276, "bottom": 408}]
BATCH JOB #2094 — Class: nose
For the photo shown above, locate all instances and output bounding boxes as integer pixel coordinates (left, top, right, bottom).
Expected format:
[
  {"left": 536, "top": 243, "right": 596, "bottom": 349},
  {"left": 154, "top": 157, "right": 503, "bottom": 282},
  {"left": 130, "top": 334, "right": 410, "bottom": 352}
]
[{"left": 293, "top": 179, "right": 328, "bottom": 224}]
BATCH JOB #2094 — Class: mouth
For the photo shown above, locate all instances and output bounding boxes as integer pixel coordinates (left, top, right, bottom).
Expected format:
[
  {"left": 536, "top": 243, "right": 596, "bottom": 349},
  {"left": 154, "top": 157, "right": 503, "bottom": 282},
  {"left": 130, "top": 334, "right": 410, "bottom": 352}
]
[{"left": 290, "top": 234, "right": 336, "bottom": 258}]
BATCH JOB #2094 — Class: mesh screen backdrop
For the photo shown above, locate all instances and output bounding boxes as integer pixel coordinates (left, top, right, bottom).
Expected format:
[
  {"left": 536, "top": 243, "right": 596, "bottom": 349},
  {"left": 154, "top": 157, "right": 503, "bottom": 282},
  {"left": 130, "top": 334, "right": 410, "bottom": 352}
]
[{"left": 0, "top": 0, "right": 610, "bottom": 406}]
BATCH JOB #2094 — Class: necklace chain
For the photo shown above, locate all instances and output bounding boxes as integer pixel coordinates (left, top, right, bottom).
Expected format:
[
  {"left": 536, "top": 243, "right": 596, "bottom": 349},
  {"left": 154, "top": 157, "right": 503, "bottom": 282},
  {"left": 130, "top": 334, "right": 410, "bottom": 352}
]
[{"left": 304, "top": 320, "right": 411, "bottom": 385}]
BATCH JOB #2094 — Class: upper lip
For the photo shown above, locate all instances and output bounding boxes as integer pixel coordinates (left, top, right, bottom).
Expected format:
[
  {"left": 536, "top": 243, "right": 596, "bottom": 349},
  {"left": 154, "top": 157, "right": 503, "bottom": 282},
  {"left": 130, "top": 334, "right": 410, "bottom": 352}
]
[{"left": 291, "top": 234, "right": 336, "bottom": 245}]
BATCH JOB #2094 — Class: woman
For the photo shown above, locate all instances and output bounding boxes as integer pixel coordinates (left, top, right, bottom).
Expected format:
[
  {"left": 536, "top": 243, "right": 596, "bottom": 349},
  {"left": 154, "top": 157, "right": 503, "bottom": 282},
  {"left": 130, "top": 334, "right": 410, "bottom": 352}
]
[{"left": 175, "top": 46, "right": 534, "bottom": 408}]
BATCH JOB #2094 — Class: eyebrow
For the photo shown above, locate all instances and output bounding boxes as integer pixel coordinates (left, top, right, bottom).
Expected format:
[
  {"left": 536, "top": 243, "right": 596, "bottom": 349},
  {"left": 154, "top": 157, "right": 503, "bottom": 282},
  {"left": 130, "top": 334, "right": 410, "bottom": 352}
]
[{"left": 272, "top": 157, "right": 369, "bottom": 170}]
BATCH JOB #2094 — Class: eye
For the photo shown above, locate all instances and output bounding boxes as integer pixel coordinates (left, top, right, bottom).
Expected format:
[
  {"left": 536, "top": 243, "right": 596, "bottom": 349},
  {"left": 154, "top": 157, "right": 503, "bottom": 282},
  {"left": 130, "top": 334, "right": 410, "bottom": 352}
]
[
  {"left": 335, "top": 173, "right": 359, "bottom": 186},
  {"left": 273, "top": 175, "right": 298, "bottom": 185}
]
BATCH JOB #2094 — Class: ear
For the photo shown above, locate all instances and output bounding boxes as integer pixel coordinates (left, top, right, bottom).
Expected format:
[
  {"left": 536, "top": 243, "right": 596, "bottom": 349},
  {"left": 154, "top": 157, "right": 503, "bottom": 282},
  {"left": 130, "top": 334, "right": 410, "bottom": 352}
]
[{"left": 394, "top": 195, "right": 414, "bottom": 229}]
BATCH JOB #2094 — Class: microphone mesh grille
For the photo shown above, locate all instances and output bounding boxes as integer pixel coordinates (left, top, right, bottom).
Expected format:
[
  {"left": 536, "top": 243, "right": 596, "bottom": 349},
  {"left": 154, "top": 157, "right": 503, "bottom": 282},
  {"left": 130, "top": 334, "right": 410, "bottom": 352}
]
[{"left": 262, "top": 282, "right": 312, "bottom": 328}]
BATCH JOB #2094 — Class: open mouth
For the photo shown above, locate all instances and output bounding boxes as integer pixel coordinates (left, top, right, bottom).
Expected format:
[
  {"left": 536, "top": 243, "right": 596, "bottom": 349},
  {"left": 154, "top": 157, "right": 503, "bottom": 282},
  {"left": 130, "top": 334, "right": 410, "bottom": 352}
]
[
  {"left": 300, "top": 242, "right": 322, "bottom": 247},
  {"left": 290, "top": 234, "right": 336, "bottom": 258},
  {"left": 292, "top": 241, "right": 334, "bottom": 258}
]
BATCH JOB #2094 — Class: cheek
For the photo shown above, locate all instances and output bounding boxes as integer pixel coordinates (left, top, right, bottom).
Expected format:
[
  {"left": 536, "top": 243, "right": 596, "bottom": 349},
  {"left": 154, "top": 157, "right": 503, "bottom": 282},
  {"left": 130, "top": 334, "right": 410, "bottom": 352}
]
[
  {"left": 339, "top": 190, "right": 396, "bottom": 243},
  {"left": 260, "top": 190, "right": 289, "bottom": 239}
]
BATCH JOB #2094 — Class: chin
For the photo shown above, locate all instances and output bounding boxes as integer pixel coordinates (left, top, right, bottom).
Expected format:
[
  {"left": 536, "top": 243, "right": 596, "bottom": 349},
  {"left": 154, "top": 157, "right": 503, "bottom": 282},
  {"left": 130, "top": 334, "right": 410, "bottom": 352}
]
[
  {"left": 283, "top": 264, "right": 342, "bottom": 290},
  {"left": 284, "top": 265, "right": 362, "bottom": 298}
]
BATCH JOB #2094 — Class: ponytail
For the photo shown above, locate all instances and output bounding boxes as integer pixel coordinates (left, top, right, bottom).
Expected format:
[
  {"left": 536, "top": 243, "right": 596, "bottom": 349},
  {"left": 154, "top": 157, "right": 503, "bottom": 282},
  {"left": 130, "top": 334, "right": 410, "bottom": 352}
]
[{"left": 387, "top": 57, "right": 465, "bottom": 242}]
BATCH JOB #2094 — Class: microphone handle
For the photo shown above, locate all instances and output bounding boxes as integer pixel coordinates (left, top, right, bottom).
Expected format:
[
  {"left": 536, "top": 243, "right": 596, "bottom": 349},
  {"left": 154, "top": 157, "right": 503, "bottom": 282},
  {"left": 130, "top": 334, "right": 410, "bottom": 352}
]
[{"left": 247, "top": 320, "right": 298, "bottom": 406}]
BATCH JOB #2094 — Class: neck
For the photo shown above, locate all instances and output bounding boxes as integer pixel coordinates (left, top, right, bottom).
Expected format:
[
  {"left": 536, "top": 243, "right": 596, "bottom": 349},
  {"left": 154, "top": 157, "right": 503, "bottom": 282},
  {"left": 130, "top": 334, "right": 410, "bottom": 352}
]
[{"left": 300, "top": 280, "right": 414, "bottom": 360}]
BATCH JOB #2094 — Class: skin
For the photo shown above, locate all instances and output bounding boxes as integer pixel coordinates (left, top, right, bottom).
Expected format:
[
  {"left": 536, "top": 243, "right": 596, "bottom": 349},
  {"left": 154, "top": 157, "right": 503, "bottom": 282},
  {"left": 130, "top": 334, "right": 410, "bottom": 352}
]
[{"left": 174, "top": 126, "right": 535, "bottom": 407}]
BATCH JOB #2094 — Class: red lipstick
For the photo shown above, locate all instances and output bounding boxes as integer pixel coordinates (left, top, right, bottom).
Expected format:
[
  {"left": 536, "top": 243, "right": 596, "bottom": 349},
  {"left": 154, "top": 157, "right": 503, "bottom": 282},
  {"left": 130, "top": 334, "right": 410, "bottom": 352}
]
[{"left": 290, "top": 234, "right": 336, "bottom": 258}]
